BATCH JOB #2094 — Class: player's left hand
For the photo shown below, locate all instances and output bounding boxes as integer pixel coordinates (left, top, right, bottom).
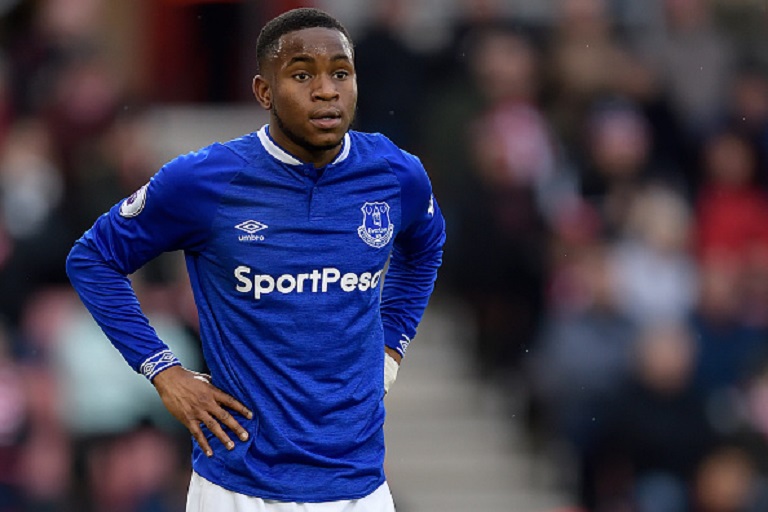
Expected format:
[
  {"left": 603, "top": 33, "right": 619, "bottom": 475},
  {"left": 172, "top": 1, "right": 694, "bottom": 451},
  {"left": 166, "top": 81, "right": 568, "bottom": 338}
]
[{"left": 152, "top": 365, "right": 253, "bottom": 457}]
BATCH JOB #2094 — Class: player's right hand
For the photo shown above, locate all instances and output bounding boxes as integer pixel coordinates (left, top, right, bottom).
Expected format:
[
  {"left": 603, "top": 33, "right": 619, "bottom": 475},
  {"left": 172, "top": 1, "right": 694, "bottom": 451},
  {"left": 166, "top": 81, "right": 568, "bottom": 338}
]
[{"left": 151, "top": 365, "right": 253, "bottom": 457}]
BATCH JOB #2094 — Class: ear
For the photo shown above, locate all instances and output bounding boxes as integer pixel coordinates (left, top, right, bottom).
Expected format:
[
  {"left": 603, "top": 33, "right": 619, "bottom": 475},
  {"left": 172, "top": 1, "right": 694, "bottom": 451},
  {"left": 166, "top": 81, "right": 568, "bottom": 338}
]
[{"left": 252, "top": 75, "right": 272, "bottom": 110}]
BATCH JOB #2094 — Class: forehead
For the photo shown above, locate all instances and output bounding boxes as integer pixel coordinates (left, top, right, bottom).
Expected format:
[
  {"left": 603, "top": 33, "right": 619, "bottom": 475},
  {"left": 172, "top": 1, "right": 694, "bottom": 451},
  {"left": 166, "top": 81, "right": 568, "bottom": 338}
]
[{"left": 274, "top": 27, "right": 353, "bottom": 63}]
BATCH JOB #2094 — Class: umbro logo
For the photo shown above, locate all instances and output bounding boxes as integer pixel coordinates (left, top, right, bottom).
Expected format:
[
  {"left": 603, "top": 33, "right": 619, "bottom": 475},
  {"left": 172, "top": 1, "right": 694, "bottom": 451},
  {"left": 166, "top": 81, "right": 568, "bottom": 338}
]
[
  {"left": 236, "top": 220, "right": 268, "bottom": 234},
  {"left": 236, "top": 220, "right": 268, "bottom": 241}
]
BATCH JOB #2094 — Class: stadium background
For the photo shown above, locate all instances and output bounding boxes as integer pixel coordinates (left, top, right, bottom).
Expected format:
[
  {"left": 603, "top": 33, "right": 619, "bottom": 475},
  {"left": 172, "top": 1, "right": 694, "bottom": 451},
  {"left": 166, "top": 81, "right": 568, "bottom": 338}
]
[{"left": 1, "top": 0, "right": 768, "bottom": 510}]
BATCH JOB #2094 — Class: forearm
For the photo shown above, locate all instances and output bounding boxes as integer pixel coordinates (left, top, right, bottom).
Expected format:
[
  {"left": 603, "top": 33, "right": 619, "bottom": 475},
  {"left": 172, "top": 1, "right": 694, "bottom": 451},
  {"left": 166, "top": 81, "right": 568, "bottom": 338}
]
[
  {"left": 380, "top": 240, "right": 443, "bottom": 357},
  {"left": 66, "top": 238, "right": 179, "bottom": 378}
]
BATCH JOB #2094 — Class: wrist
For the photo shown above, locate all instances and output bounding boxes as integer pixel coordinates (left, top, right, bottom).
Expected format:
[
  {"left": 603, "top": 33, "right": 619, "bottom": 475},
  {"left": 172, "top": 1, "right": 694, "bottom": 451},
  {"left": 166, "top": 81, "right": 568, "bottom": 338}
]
[
  {"left": 150, "top": 364, "right": 182, "bottom": 389},
  {"left": 384, "top": 346, "right": 402, "bottom": 365},
  {"left": 140, "top": 349, "right": 181, "bottom": 382}
]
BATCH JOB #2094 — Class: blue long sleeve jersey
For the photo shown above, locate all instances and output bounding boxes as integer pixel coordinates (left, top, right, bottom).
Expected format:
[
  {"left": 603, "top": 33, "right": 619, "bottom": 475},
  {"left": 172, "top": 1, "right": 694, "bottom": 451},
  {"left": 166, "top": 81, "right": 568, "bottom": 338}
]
[{"left": 66, "top": 125, "right": 445, "bottom": 502}]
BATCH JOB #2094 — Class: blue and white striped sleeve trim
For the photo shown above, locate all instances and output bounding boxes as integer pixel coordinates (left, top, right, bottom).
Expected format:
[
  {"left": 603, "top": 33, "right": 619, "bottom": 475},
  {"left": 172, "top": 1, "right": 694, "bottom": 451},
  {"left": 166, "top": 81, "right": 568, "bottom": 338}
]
[{"left": 140, "top": 349, "right": 181, "bottom": 381}]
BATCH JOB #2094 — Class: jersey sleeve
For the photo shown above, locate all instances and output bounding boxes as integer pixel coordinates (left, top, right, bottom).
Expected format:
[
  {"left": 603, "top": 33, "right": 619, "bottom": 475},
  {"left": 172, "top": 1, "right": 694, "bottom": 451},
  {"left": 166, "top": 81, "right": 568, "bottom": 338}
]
[
  {"left": 66, "top": 143, "right": 243, "bottom": 379},
  {"left": 381, "top": 147, "right": 446, "bottom": 357}
]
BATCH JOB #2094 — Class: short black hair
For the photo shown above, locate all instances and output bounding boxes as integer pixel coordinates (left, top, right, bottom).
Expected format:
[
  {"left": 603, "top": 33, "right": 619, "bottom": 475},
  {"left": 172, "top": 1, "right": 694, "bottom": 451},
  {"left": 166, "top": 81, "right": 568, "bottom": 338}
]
[{"left": 256, "top": 8, "right": 353, "bottom": 72}]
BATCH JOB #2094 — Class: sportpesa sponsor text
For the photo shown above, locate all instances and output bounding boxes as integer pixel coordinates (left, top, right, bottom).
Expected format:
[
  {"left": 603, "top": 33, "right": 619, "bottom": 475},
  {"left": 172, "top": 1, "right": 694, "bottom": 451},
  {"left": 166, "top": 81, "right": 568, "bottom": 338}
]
[{"left": 234, "top": 266, "right": 385, "bottom": 299}]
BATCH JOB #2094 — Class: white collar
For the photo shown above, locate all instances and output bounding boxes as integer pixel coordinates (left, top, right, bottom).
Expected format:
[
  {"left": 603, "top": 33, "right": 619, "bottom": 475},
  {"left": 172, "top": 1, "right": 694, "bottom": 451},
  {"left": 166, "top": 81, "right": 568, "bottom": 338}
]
[{"left": 257, "top": 125, "right": 351, "bottom": 166}]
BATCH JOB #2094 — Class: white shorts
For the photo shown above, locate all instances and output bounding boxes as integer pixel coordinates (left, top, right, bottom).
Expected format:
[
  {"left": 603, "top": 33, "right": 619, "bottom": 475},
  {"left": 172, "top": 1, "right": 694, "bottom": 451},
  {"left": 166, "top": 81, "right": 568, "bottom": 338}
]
[{"left": 186, "top": 472, "right": 396, "bottom": 512}]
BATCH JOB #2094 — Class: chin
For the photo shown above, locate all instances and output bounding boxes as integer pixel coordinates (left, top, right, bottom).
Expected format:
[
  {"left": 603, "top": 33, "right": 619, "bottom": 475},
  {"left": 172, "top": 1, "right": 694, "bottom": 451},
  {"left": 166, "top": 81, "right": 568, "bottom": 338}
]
[{"left": 311, "top": 133, "right": 345, "bottom": 150}]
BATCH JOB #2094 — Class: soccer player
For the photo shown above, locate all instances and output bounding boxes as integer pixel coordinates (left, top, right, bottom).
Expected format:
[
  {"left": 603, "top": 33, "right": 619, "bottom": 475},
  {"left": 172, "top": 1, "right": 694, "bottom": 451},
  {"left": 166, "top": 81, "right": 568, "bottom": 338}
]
[{"left": 65, "top": 7, "right": 445, "bottom": 512}]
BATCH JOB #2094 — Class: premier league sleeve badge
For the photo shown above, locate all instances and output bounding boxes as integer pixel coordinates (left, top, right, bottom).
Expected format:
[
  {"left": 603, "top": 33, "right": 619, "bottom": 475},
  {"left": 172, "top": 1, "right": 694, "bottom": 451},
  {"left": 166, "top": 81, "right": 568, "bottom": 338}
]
[{"left": 119, "top": 183, "right": 149, "bottom": 218}]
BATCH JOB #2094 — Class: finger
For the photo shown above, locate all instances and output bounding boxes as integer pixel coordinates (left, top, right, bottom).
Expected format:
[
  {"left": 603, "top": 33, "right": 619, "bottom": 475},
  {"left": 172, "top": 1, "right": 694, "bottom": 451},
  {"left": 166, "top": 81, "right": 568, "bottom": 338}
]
[
  {"left": 188, "top": 421, "right": 214, "bottom": 457},
  {"left": 215, "top": 389, "right": 254, "bottom": 420},
  {"left": 212, "top": 405, "right": 249, "bottom": 442},
  {"left": 200, "top": 411, "right": 235, "bottom": 451}
]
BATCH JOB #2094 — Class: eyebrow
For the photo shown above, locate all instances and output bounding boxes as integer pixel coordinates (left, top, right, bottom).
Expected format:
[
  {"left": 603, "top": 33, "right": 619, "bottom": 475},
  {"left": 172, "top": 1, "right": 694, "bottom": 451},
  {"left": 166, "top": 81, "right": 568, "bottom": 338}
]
[
  {"left": 285, "top": 53, "right": 352, "bottom": 67},
  {"left": 286, "top": 55, "right": 314, "bottom": 66}
]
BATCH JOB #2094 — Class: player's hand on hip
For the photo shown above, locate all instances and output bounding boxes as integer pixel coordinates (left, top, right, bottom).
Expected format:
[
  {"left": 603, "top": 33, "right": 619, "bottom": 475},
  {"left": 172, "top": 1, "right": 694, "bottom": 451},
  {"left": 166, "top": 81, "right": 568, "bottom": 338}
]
[{"left": 151, "top": 365, "right": 253, "bottom": 457}]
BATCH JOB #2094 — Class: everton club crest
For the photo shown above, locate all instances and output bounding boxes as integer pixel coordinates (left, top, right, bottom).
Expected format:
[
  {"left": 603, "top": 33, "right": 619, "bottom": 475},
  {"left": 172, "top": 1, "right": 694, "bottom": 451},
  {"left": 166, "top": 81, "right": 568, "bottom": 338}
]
[{"left": 358, "top": 201, "right": 394, "bottom": 248}]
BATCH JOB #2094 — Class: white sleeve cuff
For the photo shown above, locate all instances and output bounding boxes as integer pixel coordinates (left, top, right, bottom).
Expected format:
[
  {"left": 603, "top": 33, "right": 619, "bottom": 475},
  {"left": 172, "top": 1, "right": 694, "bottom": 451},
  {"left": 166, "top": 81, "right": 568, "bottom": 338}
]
[
  {"left": 139, "top": 349, "right": 181, "bottom": 381},
  {"left": 384, "top": 352, "right": 400, "bottom": 395}
]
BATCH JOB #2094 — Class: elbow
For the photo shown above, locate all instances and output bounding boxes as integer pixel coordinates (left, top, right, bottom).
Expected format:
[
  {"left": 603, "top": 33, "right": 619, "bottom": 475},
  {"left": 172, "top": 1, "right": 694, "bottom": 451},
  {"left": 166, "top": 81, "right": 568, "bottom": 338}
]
[
  {"left": 65, "top": 241, "right": 84, "bottom": 282},
  {"left": 66, "top": 238, "right": 103, "bottom": 283},
  {"left": 65, "top": 238, "right": 128, "bottom": 284}
]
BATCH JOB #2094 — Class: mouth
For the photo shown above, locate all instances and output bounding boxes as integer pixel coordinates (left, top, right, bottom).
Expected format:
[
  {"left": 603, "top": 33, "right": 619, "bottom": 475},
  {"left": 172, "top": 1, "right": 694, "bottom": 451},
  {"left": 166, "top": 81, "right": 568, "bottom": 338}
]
[{"left": 310, "top": 109, "right": 343, "bottom": 130}]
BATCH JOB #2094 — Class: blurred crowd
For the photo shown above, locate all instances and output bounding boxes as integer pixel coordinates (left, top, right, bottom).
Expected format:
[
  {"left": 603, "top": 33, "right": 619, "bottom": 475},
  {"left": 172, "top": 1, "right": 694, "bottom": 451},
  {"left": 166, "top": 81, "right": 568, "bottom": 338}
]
[{"left": 0, "top": 0, "right": 767, "bottom": 511}]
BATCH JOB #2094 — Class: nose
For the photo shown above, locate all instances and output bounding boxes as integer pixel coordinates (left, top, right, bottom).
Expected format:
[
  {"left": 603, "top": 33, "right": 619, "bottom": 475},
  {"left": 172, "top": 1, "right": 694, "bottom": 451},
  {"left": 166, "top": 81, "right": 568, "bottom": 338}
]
[{"left": 312, "top": 73, "right": 339, "bottom": 101}]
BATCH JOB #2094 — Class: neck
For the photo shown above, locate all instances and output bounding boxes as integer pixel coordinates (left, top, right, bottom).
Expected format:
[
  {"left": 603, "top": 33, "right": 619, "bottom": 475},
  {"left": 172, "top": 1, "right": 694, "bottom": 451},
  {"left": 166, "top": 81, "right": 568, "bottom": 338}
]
[{"left": 268, "top": 122, "right": 342, "bottom": 168}]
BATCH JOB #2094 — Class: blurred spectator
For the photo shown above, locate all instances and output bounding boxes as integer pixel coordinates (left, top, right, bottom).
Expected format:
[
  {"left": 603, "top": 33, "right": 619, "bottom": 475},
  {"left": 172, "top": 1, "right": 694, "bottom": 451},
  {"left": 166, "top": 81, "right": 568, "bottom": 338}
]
[
  {"left": 590, "top": 323, "right": 714, "bottom": 512},
  {"left": 81, "top": 424, "right": 188, "bottom": 512},
  {"left": 688, "top": 261, "right": 766, "bottom": 414},
  {"left": 637, "top": 0, "right": 734, "bottom": 137},
  {"left": 420, "top": 23, "right": 504, "bottom": 217},
  {"left": 0, "top": 118, "right": 62, "bottom": 241},
  {"left": 3, "top": 0, "right": 105, "bottom": 118},
  {"left": 36, "top": 0, "right": 102, "bottom": 47},
  {"left": 0, "top": 118, "right": 69, "bottom": 327},
  {"left": 424, "top": 26, "right": 557, "bottom": 375},
  {"left": 528, "top": 243, "right": 637, "bottom": 469},
  {"left": 578, "top": 99, "right": 655, "bottom": 238},
  {"left": 694, "top": 130, "right": 768, "bottom": 267},
  {"left": 545, "top": 201, "right": 605, "bottom": 322},
  {"left": 610, "top": 50, "right": 689, "bottom": 193},
  {"left": 610, "top": 183, "right": 698, "bottom": 327},
  {"left": 545, "top": 0, "right": 637, "bottom": 152},
  {"left": 726, "top": 66, "right": 768, "bottom": 190},
  {"left": 16, "top": 289, "right": 73, "bottom": 511},
  {"left": 693, "top": 127, "right": 768, "bottom": 335},
  {"left": 353, "top": 0, "right": 425, "bottom": 150},
  {"left": 710, "top": 0, "right": 768, "bottom": 71},
  {"left": 45, "top": 51, "right": 122, "bottom": 181},
  {"left": 429, "top": 0, "right": 522, "bottom": 85},
  {"left": 691, "top": 445, "right": 767, "bottom": 512}
]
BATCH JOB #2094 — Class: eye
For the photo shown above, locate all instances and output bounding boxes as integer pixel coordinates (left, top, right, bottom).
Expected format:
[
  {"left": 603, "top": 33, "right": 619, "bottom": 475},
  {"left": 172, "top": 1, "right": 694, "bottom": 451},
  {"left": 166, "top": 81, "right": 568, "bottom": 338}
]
[
  {"left": 333, "top": 70, "right": 350, "bottom": 80},
  {"left": 293, "top": 72, "right": 311, "bottom": 82}
]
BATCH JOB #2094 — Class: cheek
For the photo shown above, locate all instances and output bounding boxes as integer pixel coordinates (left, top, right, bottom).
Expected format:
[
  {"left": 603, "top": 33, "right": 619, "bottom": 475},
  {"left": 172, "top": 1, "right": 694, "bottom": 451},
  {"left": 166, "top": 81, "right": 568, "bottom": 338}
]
[
  {"left": 273, "top": 87, "right": 305, "bottom": 115},
  {"left": 344, "top": 83, "right": 358, "bottom": 110}
]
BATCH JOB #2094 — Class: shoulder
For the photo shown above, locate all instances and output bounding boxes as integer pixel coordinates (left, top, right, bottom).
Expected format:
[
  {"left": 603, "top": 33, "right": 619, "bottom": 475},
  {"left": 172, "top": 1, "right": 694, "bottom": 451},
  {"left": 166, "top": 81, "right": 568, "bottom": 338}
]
[
  {"left": 167, "top": 136, "right": 251, "bottom": 173},
  {"left": 219, "top": 132, "right": 264, "bottom": 165},
  {"left": 158, "top": 137, "right": 251, "bottom": 186},
  {"left": 350, "top": 131, "right": 420, "bottom": 166},
  {"left": 350, "top": 131, "right": 436, "bottom": 230},
  {"left": 350, "top": 131, "right": 430, "bottom": 192},
  {"left": 149, "top": 138, "right": 252, "bottom": 210}
]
